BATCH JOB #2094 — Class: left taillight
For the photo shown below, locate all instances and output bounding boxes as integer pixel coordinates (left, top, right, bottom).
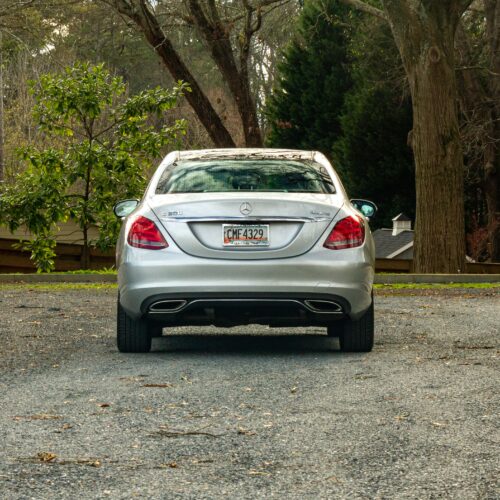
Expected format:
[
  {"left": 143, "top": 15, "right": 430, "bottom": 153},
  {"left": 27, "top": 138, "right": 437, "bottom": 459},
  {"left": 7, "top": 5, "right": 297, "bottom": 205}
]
[
  {"left": 323, "top": 215, "right": 365, "bottom": 250},
  {"left": 127, "top": 216, "right": 168, "bottom": 250}
]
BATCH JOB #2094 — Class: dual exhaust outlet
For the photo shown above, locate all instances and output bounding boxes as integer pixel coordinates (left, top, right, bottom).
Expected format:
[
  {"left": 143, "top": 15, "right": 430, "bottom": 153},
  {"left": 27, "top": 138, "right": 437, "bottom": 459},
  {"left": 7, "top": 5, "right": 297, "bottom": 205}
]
[{"left": 148, "top": 298, "right": 343, "bottom": 315}]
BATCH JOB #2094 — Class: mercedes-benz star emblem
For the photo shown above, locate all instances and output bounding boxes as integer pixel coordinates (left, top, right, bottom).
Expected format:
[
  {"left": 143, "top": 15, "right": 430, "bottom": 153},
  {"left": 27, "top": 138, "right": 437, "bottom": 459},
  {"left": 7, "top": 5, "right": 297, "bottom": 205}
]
[{"left": 240, "top": 202, "right": 252, "bottom": 215}]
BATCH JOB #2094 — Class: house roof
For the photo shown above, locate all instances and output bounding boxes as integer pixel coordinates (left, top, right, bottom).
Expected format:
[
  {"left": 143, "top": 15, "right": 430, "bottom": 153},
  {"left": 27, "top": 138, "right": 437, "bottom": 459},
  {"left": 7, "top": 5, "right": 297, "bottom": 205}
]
[
  {"left": 372, "top": 228, "right": 414, "bottom": 259},
  {"left": 392, "top": 213, "right": 411, "bottom": 222}
]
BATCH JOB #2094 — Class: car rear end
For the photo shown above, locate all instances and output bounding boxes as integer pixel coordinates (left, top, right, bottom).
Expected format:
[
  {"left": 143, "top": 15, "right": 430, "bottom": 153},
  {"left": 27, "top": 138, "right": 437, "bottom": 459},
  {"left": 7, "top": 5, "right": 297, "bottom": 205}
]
[{"left": 116, "top": 149, "right": 375, "bottom": 352}]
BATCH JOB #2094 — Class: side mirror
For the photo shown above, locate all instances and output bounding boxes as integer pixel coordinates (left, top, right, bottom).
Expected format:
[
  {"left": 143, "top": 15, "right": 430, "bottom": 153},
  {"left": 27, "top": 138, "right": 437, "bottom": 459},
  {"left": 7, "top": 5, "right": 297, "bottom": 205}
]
[
  {"left": 114, "top": 199, "right": 139, "bottom": 218},
  {"left": 350, "top": 199, "right": 377, "bottom": 219}
]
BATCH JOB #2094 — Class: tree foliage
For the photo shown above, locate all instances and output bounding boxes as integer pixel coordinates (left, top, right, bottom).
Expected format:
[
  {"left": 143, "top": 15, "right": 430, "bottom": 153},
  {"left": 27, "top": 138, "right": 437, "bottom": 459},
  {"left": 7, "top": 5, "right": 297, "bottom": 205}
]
[
  {"left": 335, "top": 85, "right": 414, "bottom": 228},
  {"left": 0, "top": 62, "right": 187, "bottom": 272}
]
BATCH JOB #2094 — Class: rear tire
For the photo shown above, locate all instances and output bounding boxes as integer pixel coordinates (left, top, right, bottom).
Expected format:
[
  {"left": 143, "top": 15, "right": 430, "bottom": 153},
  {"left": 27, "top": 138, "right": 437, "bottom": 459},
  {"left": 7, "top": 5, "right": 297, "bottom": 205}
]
[
  {"left": 328, "top": 301, "right": 374, "bottom": 352},
  {"left": 117, "top": 300, "right": 152, "bottom": 353}
]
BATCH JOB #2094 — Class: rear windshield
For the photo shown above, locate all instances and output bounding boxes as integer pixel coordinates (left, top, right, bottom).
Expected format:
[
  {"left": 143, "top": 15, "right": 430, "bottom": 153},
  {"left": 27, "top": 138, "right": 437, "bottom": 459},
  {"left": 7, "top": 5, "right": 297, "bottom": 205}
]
[{"left": 155, "top": 159, "right": 336, "bottom": 194}]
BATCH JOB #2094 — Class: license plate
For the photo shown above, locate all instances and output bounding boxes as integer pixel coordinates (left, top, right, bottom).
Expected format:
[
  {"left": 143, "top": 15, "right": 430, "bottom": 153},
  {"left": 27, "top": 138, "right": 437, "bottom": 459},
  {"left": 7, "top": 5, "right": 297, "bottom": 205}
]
[{"left": 223, "top": 224, "right": 269, "bottom": 246}]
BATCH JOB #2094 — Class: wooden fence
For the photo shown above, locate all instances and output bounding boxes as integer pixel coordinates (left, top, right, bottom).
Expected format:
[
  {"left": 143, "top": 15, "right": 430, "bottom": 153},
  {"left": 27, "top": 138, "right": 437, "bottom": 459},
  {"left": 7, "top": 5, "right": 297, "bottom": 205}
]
[
  {"left": 1, "top": 237, "right": 499, "bottom": 274},
  {"left": 0, "top": 238, "right": 114, "bottom": 273}
]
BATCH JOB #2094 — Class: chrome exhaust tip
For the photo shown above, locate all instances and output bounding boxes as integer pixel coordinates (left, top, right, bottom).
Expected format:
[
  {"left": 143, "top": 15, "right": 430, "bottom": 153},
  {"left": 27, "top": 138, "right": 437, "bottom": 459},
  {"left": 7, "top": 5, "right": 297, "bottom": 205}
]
[
  {"left": 149, "top": 300, "right": 188, "bottom": 313},
  {"left": 304, "top": 300, "right": 343, "bottom": 314}
]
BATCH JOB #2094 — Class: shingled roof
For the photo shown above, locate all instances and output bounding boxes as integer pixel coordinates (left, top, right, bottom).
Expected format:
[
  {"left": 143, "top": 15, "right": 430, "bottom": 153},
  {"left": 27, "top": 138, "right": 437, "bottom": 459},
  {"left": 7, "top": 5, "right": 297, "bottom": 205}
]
[
  {"left": 392, "top": 213, "right": 411, "bottom": 222},
  {"left": 372, "top": 228, "right": 414, "bottom": 259}
]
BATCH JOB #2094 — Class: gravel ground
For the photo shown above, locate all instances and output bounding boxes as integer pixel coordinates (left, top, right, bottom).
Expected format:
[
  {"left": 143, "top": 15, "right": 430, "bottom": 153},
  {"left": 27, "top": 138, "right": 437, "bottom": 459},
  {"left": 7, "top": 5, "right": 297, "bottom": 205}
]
[{"left": 0, "top": 286, "right": 498, "bottom": 499}]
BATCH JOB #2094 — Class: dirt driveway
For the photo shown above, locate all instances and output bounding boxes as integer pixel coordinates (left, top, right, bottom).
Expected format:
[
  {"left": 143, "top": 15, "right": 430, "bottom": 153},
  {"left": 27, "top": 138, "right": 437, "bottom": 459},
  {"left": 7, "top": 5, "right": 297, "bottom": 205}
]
[{"left": 0, "top": 285, "right": 498, "bottom": 499}]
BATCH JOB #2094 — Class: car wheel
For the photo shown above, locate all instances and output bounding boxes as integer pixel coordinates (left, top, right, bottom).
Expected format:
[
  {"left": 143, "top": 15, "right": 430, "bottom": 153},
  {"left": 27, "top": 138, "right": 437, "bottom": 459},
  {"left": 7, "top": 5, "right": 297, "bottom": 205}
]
[
  {"left": 328, "top": 301, "right": 374, "bottom": 352},
  {"left": 117, "top": 299, "right": 152, "bottom": 353}
]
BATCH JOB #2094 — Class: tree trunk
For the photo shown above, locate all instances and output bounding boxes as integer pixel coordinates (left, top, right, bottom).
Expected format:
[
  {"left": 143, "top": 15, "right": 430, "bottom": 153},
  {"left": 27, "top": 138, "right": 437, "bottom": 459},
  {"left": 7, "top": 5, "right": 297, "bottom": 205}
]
[
  {"left": 408, "top": 51, "right": 466, "bottom": 272},
  {"left": 0, "top": 29, "right": 4, "bottom": 182},
  {"left": 485, "top": 0, "right": 500, "bottom": 261},
  {"left": 109, "top": 0, "right": 235, "bottom": 148},
  {"left": 187, "top": 0, "right": 263, "bottom": 146},
  {"left": 81, "top": 226, "right": 90, "bottom": 269},
  {"left": 382, "top": 1, "right": 469, "bottom": 273}
]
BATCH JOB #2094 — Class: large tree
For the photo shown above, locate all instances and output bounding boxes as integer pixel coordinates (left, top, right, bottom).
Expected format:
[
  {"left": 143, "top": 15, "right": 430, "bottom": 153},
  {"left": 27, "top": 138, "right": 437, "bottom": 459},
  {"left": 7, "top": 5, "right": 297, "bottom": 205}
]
[
  {"left": 102, "top": 0, "right": 295, "bottom": 148},
  {"left": 340, "top": 0, "right": 474, "bottom": 273}
]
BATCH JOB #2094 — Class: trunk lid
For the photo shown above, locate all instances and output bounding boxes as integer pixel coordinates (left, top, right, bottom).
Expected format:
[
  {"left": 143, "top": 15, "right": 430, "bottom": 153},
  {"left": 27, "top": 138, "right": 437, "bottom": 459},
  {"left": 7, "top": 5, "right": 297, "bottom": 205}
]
[{"left": 149, "top": 192, "right": 342, "bottom": 259}]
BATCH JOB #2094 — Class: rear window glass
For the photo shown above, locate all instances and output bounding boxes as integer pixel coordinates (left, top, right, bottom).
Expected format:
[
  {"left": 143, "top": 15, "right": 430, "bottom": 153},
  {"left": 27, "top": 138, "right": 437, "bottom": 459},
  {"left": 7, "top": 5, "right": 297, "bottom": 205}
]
[{"left": 155, "top": 160, "right": 335, "bottom": 194}]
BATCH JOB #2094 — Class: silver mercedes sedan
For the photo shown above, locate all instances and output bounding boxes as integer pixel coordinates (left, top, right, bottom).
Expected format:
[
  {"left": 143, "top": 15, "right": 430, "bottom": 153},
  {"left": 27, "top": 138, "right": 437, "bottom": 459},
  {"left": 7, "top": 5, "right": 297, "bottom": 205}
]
[{"left": 114, "top": 149, "right": 377, "bottom": 353}]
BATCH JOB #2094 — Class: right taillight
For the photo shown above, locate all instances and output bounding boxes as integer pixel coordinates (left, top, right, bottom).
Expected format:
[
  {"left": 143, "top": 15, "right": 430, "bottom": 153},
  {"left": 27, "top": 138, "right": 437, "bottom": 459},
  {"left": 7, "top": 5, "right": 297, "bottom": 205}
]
[
  {"left": 127, "top": 216, "right": 168, "bottom": 250},
  {"left": 324, "top": 215, "right": 365, "bottom": 250}
]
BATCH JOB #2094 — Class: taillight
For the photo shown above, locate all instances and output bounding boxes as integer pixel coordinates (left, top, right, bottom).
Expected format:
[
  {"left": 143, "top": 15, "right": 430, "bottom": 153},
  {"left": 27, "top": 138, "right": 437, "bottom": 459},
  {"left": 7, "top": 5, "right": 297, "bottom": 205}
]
[
  {"left": 324, "top": 215, "right": 365, "bottom": 250},
  {"left": 127, "top": 216, "right": 168, "bottom": 250}
]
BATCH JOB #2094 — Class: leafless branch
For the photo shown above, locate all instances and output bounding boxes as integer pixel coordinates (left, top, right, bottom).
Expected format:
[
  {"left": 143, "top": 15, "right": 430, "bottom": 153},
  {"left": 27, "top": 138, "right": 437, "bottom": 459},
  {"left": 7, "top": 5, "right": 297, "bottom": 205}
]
[
  {"left": 457, "top": 65, "right": 500, "bottom": 76},
  {"left": 338, "top": 0, "right": 387, "bottom": 21}
]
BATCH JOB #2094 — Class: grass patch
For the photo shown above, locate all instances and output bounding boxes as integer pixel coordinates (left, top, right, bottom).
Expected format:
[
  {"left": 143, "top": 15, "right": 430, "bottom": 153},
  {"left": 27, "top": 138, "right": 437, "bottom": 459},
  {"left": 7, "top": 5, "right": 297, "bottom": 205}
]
[
  {"left": 374, "top": 282, "right": 499, "bottom": 289},
  {"left": 0, "top": 283, "right": 117, "bottom": 291},
  {"left": 2, "top": 269, "right": 117, "bottom": 276},
  {"left": 52, "top": 269, "right": 116, "bottom": 275},
  {"left": 0, "top": 283, "right": 498, "bottom": 292}
]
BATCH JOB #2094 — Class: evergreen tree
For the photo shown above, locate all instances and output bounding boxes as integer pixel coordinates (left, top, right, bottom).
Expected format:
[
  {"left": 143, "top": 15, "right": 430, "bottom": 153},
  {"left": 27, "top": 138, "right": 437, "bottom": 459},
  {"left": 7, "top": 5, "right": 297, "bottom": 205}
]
[
  {"left": 267, "top": 4, "right": 415, "bottom": 229},
  {"left": 335, "top": 86, "right": 415, "bottom": 229},
  {"left": 265, "top": 0, "right": 353, "bottom": 155}
]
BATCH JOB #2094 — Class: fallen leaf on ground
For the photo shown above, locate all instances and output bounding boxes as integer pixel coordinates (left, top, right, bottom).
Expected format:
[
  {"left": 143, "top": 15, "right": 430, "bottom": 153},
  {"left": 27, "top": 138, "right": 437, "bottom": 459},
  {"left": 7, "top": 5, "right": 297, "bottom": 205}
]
[
  {"left": 159, "top": 461, "right": 178, "bottom": 468},
  {"left": 394, "top": 414, "right": 410, "bottom": 421},
  {"left": 290, "top": 386, "right": 298, "bottom": 393},
  {"left": 37, "top": 452, "right": 57, "bottom": 462}
]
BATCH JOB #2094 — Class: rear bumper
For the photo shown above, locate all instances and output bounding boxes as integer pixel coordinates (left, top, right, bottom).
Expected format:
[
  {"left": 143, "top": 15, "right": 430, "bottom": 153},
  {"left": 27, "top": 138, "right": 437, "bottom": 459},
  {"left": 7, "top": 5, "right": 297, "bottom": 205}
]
[
  {"left": 118, "top": 246, "right": 374, "bottom": 322},
  {"left": 140, "top": 292, "right": 350, "bottom": 328}
]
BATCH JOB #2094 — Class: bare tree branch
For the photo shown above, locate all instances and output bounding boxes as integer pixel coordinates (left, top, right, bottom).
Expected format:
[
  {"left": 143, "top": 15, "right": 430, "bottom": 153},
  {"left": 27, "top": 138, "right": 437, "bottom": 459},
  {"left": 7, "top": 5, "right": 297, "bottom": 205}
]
[
  {"left": 102, "top": 0, "right": 236, "bottom": 147},
  {"left": 338, "top": 0, "right": 387, "bottom": 20}
]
